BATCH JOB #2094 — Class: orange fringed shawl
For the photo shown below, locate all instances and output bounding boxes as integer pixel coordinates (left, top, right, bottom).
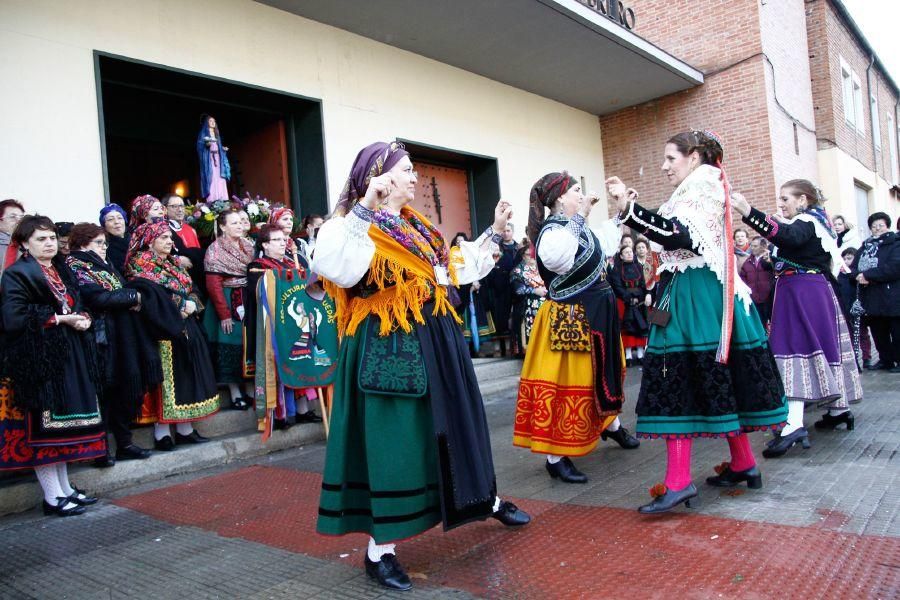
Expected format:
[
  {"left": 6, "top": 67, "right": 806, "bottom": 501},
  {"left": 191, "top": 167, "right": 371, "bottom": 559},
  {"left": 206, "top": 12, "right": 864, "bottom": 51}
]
[{"left": 322, "top": 208, "right": 461, "bottom": 338}]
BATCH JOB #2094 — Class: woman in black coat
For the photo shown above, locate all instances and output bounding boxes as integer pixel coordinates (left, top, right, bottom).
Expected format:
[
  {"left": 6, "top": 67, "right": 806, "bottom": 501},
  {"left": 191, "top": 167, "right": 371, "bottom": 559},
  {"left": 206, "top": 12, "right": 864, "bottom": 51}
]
[
  {"left": 0, "top": 215, "right": 105, "bottom": 516},
  {"left": 851, "top": 212, "right": 900, "bottom": 372},
  {"left": 66, "top": 223, "right": 157, "bottom": 465}
]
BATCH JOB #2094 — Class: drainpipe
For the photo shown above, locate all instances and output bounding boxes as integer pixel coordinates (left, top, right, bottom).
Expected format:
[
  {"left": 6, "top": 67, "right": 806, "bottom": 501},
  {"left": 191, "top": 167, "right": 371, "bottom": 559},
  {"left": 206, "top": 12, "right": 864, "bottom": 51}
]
[{"left": 865, "top": 54, "right": 877, "bottom": 172}]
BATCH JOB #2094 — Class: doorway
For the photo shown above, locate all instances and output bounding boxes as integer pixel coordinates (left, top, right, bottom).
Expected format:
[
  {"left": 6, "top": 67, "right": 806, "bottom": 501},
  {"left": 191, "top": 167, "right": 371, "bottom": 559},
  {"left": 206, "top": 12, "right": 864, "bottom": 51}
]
[{"left": 95, "top": 54, "right": 328, "bottom": 216}]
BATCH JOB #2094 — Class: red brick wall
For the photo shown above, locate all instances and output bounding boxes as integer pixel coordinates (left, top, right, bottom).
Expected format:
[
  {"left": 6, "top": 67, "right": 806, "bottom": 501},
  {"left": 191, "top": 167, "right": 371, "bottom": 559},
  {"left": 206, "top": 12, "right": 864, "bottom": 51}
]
[
  {"left": 600, "top": 0, "right": 778, "bottom": 215},
  {"left": 807, "top": 0, "right": 900, "bottom": 181}
]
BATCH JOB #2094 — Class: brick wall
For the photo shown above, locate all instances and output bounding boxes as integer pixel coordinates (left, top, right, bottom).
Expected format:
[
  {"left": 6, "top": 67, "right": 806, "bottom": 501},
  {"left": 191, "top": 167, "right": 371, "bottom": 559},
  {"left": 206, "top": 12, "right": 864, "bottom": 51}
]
[
  {"left": 600, "top": 0, "right": 780, "bottom": 215},
  {"left": 807, "top": 0, "right": 900, "bottom": 182}
]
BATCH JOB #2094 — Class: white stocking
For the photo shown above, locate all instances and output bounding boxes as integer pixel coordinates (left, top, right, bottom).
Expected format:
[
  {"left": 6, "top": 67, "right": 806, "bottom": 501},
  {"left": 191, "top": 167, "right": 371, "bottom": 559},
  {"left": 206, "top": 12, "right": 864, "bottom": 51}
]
[
  {"left": 297, "top": 393, "right": 311, "bottom": 415},
  {"left": 546, "top": 454, "right": 562, "bottom": 464},
  {"left": 228, "top": 383, "right": 242, "bottom": 400},
  {"left": 492, "top": 496, "right": 502, "bottom": 512},
  {"left": 56, "top": 462, "right": 75, "bottom": 496},
  {"left": 636, "top": 346, "right": 645, "bottom": 359},
  {"left": 35, "top": 464, "right": 75, "bottom": 508},
  {"left": 781, "top": 400, "right": 805, "bottom": 436},
  {"left": 625, "top": 347, "right": 633, "bottom": 359},
  {"left": 367, "top": 537, "right": 397, "bottom": 561},
  {"left": 153, "top": 423, "right": 171, "bottom": 441},
  {"left": 607, "top": 417, "right": 621, "bottom": 432},
  {"left": 175, "top": 422, "right": 194, "bottom": 436}
]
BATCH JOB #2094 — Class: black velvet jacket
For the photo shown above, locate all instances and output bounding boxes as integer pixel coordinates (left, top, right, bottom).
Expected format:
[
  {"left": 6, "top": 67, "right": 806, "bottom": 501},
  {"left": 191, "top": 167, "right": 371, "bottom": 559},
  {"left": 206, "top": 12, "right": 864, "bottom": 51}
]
[{"left": 742, "top": 207, "right": 832, "bottom": 274}]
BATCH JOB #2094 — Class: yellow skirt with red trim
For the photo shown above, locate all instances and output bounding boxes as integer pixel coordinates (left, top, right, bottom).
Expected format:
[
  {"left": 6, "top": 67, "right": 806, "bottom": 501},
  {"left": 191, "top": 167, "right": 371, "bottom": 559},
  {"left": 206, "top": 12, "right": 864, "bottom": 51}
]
[{"left": 513, "top": 296, "right": 624, "bottom": 456}]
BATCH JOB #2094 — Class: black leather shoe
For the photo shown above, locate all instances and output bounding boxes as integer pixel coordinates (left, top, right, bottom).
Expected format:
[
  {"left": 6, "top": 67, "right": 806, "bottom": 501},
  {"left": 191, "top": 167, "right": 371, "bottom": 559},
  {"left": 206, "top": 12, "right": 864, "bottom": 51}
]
[
  {"left": 862, "top": 359, "right": 874, "bottom": 369},
  {"left": 273, "top": 417, "right": 293, "bottom": 431},
  {"left": 492, "top": 500, "right": 531, "bottom": 527},
  {"left": 867, "top": 361, "right": 889, "bottom": 370},
  {"left": 154, "top": 435, "right": 175, "bottom": 451},
  {"left": 762, "top": 428, "right": 810, "bottom": 458},
  {"left": 295, "top": 410, "right": 323, "bottom": 423},
  {"left": 117, "top": 443, "right": 151, "bottom": 460},
  {"left": 601, "top": 426, "right": 640, "bottom": 449},
  {"left": 813, "top": 411, "right": 855, "bottom": 431},
  {"left": 638, "top": 483, "right": 699, "bottom": 514},
  {"left": 706, "top": 463, "right": 762, "bottom": 488},
  {"left": 174, "top": 430, "right": 210, "bottom": 444},
  {"left": 890, "top": 366, "right": 900, "bottom": 374},
  {"left": 42, "top": 497, "right": 86, "bottom": 517},
  {"left": 92, "top": 451, "right": 116, "bottom": 468},
  {"left": 67, "top": 485, "right": 98, "bottom": 506},
  {"left": 364, "top": 553, "right": 412, "bottom": 591},
  {"left": 545, "top": 457, "right": 588, "bottom": 483}
]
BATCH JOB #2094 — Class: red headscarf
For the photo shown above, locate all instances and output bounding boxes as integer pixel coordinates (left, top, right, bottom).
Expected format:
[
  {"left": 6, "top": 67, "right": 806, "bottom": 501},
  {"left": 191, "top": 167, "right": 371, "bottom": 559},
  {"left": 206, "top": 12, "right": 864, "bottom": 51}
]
[{"left": 130, "top": 195, "right": 161, "bottom": 227}]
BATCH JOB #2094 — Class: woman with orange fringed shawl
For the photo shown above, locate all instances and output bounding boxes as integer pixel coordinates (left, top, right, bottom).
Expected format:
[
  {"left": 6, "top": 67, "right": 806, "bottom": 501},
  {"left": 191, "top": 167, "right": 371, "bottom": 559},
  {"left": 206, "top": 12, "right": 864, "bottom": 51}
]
[{"left": 311, "top": 141, "right": 530, "bottom": 592}]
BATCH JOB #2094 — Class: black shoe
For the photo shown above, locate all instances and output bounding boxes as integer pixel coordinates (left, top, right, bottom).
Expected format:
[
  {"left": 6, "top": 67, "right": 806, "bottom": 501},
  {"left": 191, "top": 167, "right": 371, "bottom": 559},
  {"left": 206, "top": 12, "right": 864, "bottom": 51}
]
[
  {"left": 638, "top": 483, "right": 699, "bottom": 514},
  {"left": 295, "top": 410, "right": 323, "bottom": 423},
  {"left": 705, "top": 463, "right": 762, "bottom": 488},
  {"left": 601, "top": 426, "right": 640, "bottom": 449},
  {"left": 116, "top": 443, "right": 151, "bottom": 460},
  {"left": 42, "top": 497, "right": 86, "bottom": 517},
  {"left": 92, "top": 450, "right": 116, "bottom": 468},
  {"left": 364, "top": 553, "right": 412, "bottom": 591},
  {"left": 862, "top": 359, "right": 874, "bottom": 369},
  {"left": 67, "top": 485, "right": 98, "bottom": 506},
  {"left": 174, "top": 430, "right": 210, "bottom": 444},
  {"left": 545, "top": 457, "right": 588, "bottom": 483},
  {"left": 229, "top": 395, "right": 252, "bottom": 410},
  {"left": 890, "top": 366, "right": 900, "bottom": 374},
  {"left": 154, "top": 435, "right": 175, "bottom": 451},
  {"left": 273, "top": 417, "right": 294, "bottom": 431},
  {"left": 867, "top": 361, "right": 889, "bottom": 370},
  {"left": 762, "top": 428, "right": 810, "bottom": 458},
  {"left": 813, "top": 411, "right": 855, "bottom": 431},
  {"left": 492, "top": 500, "right": 531, "bottom": 527}
]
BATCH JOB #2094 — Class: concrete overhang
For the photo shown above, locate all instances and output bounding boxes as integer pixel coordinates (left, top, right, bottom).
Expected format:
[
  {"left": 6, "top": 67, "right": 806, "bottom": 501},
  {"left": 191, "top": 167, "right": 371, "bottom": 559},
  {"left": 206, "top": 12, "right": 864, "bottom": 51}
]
[{"left": 256, "top": 0, "right": 703, "bottom": 115}]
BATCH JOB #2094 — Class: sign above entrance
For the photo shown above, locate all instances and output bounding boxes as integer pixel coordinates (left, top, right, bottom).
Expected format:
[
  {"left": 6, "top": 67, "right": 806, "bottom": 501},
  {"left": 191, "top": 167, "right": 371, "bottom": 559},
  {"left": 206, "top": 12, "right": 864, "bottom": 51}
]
[{"left": 576, "top": 0, "right": 636, "bottom": 30}]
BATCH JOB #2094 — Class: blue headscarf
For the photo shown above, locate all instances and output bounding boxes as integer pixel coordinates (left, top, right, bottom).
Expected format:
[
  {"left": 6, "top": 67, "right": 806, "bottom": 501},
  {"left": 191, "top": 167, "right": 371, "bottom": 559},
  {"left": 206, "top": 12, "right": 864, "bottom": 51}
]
[
  {"left": 99, "top": 203, "right": 128, "bottom": 226},
  {"left": 804, "top": 205, "right": 837, "bottom": 239},
  {"left": 197, "top": 114, "right": 232, "bottom": 199}
]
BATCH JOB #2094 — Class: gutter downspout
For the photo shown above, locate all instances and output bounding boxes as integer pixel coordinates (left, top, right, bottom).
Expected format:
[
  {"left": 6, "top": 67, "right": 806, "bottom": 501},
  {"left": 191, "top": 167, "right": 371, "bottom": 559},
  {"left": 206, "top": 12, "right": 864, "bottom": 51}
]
[{"left": 865, "top": 54, "right": 877, "bottom": 172}]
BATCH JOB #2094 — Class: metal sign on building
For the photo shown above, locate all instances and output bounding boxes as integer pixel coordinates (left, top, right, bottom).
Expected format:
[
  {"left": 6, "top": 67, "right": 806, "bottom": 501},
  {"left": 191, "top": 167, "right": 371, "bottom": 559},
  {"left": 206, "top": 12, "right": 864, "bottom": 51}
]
[{"left": 577, "top": 0, "right": 636, "bottom": 30}]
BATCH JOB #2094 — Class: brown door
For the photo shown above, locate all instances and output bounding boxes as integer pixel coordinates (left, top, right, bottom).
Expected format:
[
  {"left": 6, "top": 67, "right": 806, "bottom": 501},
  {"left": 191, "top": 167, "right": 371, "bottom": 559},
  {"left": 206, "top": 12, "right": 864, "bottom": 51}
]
[{"left": 410, "top": 163, "right": 472, "bottom": 238}]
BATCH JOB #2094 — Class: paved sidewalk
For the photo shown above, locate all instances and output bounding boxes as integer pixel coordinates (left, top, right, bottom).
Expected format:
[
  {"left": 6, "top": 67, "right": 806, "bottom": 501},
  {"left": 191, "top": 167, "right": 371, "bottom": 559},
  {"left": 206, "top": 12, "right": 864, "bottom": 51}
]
[{"left": 0, "top": 369, "right": 897, "bottom": 599}]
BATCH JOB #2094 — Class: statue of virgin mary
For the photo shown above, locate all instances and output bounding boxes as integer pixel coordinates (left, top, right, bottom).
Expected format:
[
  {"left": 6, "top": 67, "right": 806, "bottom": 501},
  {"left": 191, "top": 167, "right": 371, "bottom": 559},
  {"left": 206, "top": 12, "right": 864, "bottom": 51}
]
[{"left": 197, "top": 114, "right": 232, "bottom": 201}]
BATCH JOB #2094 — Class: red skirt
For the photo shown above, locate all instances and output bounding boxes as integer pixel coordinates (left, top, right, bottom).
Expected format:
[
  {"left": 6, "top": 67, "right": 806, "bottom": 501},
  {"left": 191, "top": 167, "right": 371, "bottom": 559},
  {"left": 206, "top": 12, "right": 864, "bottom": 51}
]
[{"left": 616, "top": 299, "right": 648, "bottom": 348}]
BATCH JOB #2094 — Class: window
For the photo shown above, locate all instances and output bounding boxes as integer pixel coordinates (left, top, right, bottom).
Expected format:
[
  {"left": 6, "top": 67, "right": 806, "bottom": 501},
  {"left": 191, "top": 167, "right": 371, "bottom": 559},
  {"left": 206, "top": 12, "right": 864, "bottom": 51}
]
[
  {"left": 841, "top": 58, "right": 855, "bottom": 127},
  {"left": 854, "top": 183, "right": 870, "bottom": 240},
  {"left": 889, "top": 115, "right": 899, "bottom": 184},
  {"left": 871, "top": 95, "right": 881, "bottom": 149},
  {"left": 852, "top": 74, "right": 865, "bottom": 134}
]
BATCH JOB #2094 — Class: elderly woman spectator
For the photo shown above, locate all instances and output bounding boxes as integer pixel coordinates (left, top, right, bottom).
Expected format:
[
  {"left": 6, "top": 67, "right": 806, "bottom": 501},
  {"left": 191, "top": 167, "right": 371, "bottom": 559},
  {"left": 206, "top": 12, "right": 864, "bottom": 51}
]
[
  {"left": 509, "top": 249, "right": 546, "bottom": 351},
  {"left": 0, "top": 199, "right": 26, "bottom": 275},
  {"left": 1, "top": 215, "right": 104, "bottom": 516},
  {"left": 66, "top": 223, "right": 154, "bottom": 465},
  {"left": 203, "top": 210, "right": 255, "bottom": 409},
  {"left": 851, "top": 212, "right": 900, "bottom": 372},
  {"left": 126, "top": 221, "right": 219, "bottom": 449},
  {"left": 100, "top": 203, "right": 130, "bottom": 273}
]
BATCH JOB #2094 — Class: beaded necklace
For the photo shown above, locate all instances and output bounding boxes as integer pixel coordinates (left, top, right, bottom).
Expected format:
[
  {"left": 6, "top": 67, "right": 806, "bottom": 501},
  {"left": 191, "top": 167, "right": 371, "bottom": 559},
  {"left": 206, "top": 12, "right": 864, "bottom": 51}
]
[{"left": 39, "top": 262, "right": 71, "bottom": 313}]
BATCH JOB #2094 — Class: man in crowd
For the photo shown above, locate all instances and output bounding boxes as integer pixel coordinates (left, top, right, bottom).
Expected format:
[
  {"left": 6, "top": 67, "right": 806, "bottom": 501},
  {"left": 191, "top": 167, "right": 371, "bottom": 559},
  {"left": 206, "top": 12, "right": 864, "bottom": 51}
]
[{"left": 739, "top": 236, "right": 774, "bottom": 327}]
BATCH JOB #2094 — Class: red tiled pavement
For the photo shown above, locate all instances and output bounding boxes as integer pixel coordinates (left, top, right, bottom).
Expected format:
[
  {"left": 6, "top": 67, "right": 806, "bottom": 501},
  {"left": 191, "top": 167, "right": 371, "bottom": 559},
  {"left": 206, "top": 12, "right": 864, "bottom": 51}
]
[{"left": 115, "top": 465, "right": 900, "bottom": 599}]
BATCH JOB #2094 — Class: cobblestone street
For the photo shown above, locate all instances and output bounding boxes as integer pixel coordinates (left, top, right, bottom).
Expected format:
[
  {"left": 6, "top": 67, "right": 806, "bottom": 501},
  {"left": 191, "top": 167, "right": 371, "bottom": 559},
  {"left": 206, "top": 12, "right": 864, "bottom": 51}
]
[{"left": 1, "top": 369, "right": 898, "bottom": 599}]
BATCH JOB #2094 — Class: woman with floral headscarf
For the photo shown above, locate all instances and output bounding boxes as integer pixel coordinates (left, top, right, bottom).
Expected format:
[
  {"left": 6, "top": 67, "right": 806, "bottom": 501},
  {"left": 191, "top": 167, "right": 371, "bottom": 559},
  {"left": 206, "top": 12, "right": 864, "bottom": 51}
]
[
  {"left": 126, "top": 221, "right": 219, "bottom": 451},
  {"left": 608, "top": 130, "right": 787, "bottom": 514},
  {"left": 515, "top": 172, "right": 639, "bottom": 487},
  {"left": 311, "top": 141, "right": 530, "bottom": 592},
  {"left": 128, "top": 194, "right": 165, "bottom": 229},
  {"left": 732, "top": 179, "right": 862, "bottom": 457}
]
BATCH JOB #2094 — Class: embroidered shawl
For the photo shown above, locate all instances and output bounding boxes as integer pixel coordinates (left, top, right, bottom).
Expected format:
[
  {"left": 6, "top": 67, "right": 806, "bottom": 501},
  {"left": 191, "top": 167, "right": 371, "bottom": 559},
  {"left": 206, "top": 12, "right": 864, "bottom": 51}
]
[
  {"left": 772, "top": 212, "right": 843, "bottom": 278},
  {"left": 323, "top": 205, "right": 460, "bottom": 337},
  {"left": 204, "top": 236, "right": 254, "bottom": 287},
  {"left": 126, "top": 250, "right": 193, "bottom": 298}
]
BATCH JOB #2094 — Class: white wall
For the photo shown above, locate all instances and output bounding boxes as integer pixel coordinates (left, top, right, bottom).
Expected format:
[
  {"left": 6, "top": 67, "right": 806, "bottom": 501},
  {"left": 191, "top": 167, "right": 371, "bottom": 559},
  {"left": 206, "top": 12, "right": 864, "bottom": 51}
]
[
  {"left": 0, "top": 0, "right": 607, "bottom": 228},
  {"left": 818, "top": 146, "right": 899, "bottom": 236}
]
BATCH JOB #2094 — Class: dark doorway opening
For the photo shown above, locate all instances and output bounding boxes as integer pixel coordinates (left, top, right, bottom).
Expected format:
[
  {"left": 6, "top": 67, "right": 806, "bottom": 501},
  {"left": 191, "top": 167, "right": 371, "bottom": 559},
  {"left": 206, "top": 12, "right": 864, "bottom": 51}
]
[
  {"left": 95, "top": 54, "right": 328, "bottom": 216},
  {"left": 398, "top": 140, "right": 501, "bottom": 236}
]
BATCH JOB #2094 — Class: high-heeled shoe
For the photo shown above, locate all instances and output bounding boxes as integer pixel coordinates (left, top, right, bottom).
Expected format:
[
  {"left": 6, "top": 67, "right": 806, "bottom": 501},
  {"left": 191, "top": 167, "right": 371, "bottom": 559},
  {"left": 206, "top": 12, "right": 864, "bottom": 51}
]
[
  {"left": 42, "top": 497, "right": 86, "bottom": 517},
  {"left": 762, "top": 428, "right": 810, "bottom": 458},
  {"left": 67, "top": 484, "right": 98, "bottom": 506},
  {"left": 705, "top": 463, "right": 763, "bottom": 488},
  {"left": 545, "top": 457, "right": 588, "bottom": 483},
  {"left": 814, "top": 411, "right": 855, "bottom": 431},
  {"left": 638, "top": 483, "right": 699, "bottom": 514}
]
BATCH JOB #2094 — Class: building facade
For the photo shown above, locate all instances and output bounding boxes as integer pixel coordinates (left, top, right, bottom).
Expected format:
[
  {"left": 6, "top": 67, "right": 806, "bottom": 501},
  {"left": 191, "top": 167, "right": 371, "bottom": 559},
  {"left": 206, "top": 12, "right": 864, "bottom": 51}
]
[{"left": 1, "top": 0, "right": 896, "bottom": 237}]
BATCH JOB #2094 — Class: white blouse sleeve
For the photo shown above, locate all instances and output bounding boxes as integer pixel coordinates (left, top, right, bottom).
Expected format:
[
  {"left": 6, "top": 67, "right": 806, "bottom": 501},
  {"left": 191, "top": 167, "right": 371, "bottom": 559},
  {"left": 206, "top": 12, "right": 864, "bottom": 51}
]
[
  {"left": 591, "top": 218, "right": 622, "bottom": 259},
  {"left": 455, "top": 227, "right": 500, "bottom": 285},
  {"left": 310, "top": 209, "right": 376, "bottom": 288}
]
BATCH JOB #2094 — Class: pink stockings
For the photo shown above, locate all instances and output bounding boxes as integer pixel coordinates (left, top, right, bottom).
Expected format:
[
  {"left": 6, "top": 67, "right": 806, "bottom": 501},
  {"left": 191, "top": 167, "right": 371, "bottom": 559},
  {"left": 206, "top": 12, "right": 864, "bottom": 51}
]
[{"left": 664, "top": 434, "right": 757, "bottom": 491}]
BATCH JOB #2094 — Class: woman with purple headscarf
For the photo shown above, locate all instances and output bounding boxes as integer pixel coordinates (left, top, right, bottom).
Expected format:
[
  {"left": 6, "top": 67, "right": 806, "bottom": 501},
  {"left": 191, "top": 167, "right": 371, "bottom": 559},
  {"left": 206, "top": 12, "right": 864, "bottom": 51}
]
[{"left": 312, "top": 141, "right": 530, "bottom": 592}]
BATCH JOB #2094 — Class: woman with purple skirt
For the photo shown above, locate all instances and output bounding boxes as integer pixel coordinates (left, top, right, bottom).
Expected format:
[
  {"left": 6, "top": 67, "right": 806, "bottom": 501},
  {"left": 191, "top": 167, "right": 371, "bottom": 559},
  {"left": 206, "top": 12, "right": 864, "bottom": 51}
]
[{"left": 732, "top": 179, "right": 862, "bottom": 457}]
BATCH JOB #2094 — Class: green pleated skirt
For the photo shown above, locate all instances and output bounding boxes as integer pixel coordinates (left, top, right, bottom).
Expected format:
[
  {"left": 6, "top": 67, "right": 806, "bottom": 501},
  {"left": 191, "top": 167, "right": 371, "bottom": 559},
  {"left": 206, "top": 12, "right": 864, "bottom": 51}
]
[{"left": 635, "top": 267, "right": 787, "bottom": 438}]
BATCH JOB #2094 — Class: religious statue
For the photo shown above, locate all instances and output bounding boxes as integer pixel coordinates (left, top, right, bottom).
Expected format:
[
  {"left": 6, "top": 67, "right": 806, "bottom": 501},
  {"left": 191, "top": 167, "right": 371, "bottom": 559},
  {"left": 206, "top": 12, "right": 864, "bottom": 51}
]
[{"left": 197, "top": 114, "right": 231, "bottom": 201}]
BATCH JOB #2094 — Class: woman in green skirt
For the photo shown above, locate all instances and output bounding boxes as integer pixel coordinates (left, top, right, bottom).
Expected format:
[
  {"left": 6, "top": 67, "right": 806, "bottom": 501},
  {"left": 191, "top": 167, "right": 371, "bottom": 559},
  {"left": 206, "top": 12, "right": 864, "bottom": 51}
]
[
  {"left": 607, "top": 130, "right": 787, "bottom": 514},
  {"left": 311, "top": 141, "right": 530, "bottom": 592}
]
